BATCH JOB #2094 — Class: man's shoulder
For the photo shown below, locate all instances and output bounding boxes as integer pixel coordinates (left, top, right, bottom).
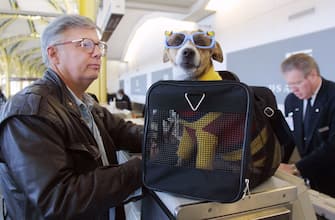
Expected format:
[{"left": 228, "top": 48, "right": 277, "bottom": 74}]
[
  {"left": 322, "top": 78, "right": 335, "bottom": 92},
  {"left": 315, "top": 79, "right": 335, "bottom": 103},
  {"left": 0, "top": 82, "right": 56, "bottom": 122}
]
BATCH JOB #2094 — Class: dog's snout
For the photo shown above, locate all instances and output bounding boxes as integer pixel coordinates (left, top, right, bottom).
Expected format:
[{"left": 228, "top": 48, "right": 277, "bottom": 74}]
[{"left": 182, "top": 48, "right": 195, "bottom": 58}]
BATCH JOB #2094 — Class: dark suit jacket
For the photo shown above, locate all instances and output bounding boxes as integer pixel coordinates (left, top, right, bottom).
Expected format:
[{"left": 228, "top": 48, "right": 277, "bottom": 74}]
[{"left": 284, "top": 78, "right": 335, "bottom": 197}]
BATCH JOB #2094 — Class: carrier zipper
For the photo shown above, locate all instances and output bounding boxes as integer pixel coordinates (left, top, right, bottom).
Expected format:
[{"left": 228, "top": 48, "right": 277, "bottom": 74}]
[{"left": 242, "top": 179, "right": 251, "bottom": 199}]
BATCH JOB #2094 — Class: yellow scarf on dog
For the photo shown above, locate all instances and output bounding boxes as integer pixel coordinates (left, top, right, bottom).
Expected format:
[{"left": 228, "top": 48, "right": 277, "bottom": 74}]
[{"left": 198, "top": 66, "right": 222, "bottom": 81}]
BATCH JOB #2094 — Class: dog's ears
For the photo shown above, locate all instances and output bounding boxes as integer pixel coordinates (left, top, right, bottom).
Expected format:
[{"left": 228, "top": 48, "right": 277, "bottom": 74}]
[
  {"left": 163, "top": 48, "right": 170, "bottom": 63},
  {"left": 212, "top": 41, "right": 223, "bottom": 63}
]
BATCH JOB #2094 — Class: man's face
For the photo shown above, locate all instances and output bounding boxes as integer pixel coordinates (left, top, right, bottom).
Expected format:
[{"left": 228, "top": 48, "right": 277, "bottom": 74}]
[
  {"left": 283, "top": 68, "right": 315, "bottom": 100},
  {"left": 49, "top": 28, "right": 103, "bottom": 90}
]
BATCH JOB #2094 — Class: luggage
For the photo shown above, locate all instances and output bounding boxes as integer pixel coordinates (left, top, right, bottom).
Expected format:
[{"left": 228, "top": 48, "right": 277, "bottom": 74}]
[
  {"left": 251, "top": 86, "right": 295, "bottom": 164},
  {"left": 142, "top": 80, "right": 284, "bottom": 202}
]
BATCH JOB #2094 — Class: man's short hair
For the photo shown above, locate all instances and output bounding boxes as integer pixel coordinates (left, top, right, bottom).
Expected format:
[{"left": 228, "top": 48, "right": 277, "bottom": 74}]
[
  {"left": 281, "top": 53, "right": 320, "bottom": 77},
  {"left": 41, "top": 14, "right": 99, "bottom": 66}
]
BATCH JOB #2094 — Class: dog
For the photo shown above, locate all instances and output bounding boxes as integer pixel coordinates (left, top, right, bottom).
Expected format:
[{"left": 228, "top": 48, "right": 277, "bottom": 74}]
[
  {"left": 157, "top": 30, "right": 281, "bottom": 189},
  {"left": 162, "top": 30, "right": 227, "bottom": 169},
  {"left": 163, "top": 30, "right": 223, "bottom": 81}
]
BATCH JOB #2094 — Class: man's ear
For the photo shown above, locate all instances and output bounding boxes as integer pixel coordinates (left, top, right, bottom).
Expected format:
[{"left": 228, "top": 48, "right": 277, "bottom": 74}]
[
  {"left": 163, "top": 48, "right": 170, "bottom": 63},
  {"left": 47, "top": 46, "right": 60, "bottom": 64},
  {"left": 212, "top": 41, "right": 223, "bottom": 63}
]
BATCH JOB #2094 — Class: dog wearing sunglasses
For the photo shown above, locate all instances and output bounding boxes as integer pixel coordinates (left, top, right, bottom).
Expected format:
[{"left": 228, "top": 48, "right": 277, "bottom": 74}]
[
  {"left": 159, "top": 31, "right": 280, "bottom": 189},
  {"left": 161, "top": 30, "right": 228, "bottom": 169},
  {"left": 163, "top": 30, "right": 223, "bottom": 80}
]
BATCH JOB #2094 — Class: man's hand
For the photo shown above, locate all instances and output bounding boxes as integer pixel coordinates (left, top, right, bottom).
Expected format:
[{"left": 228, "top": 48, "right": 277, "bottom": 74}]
[{"left": 279, "top": 163, "right": 301, "bottom": 176}]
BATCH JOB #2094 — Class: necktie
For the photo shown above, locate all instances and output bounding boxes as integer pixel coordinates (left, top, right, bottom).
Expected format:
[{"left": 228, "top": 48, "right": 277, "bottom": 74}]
[{"left": 304, "top": 98, "right": 312, "bottom": 136}]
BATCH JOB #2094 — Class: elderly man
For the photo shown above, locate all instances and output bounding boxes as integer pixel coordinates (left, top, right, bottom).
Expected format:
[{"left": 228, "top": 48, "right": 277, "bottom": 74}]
[
  {"left": 0, "top": 15, "right": 143, "bottom": 219},
  {"left": 279, "top": 53, "right": 335, "bottom": 197}
]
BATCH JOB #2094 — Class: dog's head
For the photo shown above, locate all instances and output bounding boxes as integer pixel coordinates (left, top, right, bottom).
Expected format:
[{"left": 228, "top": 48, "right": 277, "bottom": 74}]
[{"left": 163, "top": 30, "right": 223, "bottom": 80}]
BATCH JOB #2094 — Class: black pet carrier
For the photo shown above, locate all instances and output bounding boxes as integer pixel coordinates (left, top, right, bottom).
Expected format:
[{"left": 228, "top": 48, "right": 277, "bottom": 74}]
[{"left": 142, "top": 80, "right": 283, "bottom": 203}]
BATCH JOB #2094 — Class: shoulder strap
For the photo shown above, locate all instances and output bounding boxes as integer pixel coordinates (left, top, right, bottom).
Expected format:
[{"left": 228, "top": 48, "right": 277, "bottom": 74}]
[{"left": 250, "top": 86, "right": 295, "bottom": 162}]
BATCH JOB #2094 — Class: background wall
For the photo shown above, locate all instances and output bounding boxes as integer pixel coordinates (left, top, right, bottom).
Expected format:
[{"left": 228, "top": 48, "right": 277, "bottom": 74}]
[{"left": 107, "top": 0, "right": 335, "bottom": 106}]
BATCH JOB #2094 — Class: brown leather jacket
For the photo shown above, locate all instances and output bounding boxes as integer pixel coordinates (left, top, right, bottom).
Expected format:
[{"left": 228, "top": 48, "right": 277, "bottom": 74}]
[{"left": 0, "top": 69, "right": 143, "bottom": 220}]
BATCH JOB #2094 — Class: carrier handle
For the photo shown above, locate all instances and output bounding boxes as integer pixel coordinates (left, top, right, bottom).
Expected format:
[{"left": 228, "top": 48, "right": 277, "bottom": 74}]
[{"left": 184, "top": 93, "right": 205, "bottom": 111}]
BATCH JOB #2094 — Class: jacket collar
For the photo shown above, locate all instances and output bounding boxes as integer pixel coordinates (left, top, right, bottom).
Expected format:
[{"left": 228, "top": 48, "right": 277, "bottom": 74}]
[
  {"left": 43, "top": 68, "right": 81, "bottom": 115},
  {"left": 43, "top": 68, "right": 104, "bottom": 118}
]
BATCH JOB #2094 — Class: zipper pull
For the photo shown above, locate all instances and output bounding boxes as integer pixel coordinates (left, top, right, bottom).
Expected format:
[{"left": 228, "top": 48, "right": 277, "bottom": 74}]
[{"left": 242, "top": 179, "right": 250, "bottom": 199}]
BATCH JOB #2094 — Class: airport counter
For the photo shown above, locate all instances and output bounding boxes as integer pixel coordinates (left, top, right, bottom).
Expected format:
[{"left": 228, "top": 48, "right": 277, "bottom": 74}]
[{"left": 117, "top": 150, "right": 335, "bottom": 220}]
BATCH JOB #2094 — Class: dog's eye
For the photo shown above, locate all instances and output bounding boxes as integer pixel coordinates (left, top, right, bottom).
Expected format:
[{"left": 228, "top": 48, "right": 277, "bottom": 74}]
[
  {"left": 167, "top": 34, "right": 185, "bottom": 47},
  {"left": 193, "top": 34, "right": 211, "bottom": 47}
]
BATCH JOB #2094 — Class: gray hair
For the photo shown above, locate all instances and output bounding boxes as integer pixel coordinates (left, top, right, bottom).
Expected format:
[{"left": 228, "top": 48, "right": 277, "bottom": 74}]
[
  {"left": 41, "top": 14, "right": 98, "bottom": 66},
  {"left": 281, "top": 53, "right": 320, "bottom": 77}
]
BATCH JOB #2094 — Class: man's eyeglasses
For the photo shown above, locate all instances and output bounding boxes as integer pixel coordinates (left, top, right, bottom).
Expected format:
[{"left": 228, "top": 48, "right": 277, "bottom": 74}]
[
  {"left": 51, "top": 38, "right": 107, "bottom": 56},
  {"left": 164, "top": 31, "right": 216, "bottom": 49}
]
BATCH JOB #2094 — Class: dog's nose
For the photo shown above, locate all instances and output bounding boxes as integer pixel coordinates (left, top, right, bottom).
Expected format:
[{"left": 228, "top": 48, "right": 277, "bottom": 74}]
[{"left": 182, "top": 48, "right": 195, "bottom": 58}]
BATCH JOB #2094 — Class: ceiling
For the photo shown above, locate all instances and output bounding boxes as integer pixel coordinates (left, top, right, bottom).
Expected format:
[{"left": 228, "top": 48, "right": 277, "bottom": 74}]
[
  {"left": 0, "top": 0, "right": 78, "bottom": 80},
  {"left": 0, "top": 0, "right": 212, "bottom": 80},
  {"left": 107, "top": 0, "right": 214, "bottom": 60}
]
